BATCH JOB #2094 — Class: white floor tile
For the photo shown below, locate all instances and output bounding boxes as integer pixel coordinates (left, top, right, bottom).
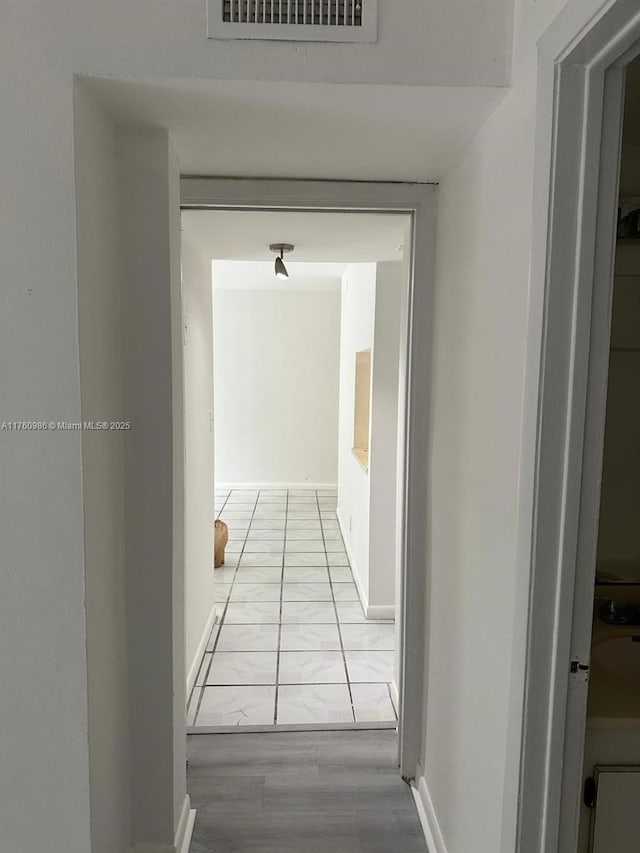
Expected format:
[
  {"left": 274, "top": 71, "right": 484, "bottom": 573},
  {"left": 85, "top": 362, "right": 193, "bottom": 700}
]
[
  {"left": 329, "top": 568, "right": 353, "bottom": 583},
  {"left": 286, "top": 520, "right": 322, "bottom": 531},
  {"left": 224, "top": 602, "right": 281, "bottom": 624},
  {"left": 242, "top": 541, "right": 284, "bottom": 554},
  {"left": 260, "top": 489, "right": 287, "bottom": 496},
  {"left": 250, "top": 519, "right": 286, "bottom": 530},
  {"left": 281, "top": 601, "right": 336, "bottom": 624},
  {"left": 233, "top": 567, "right": 283, "bottom": 583},
  {"left": 239, "top": 553, "right": 283, "bottom": 567},
  {"left": 277, "top": 684, "right": 353, "bottom": 724},
  {"left": 207, "top": 651, "right": 278, "bottom": 685},
  {"left": 280, "top": 623, "right": 341, "bottom": 651},
  {"left": 278, "top": 651, "right": 347, "bottom": 684},
  {"left": 284, "top": 553, "right": 327, "bottom": 567},
  {"left": 285, "top": 539, "right": 326, "bottom": 553},
  {"left": 246, "top": 529, "right": 285, "bottom": 541},
  {"left": 195, "top": 685, "right": 276, "bottom": 726},
  {"left": 332, "top": 583, "right": 360, "bottom": 601},
  {"left": 335, "top": 601, "right": 367, "bottom": 623},
  {"left": 340, "top": 623, "right": 395, "bottom": 651},
  {"left": 283, "top": 566, "right": 329, "bottom": 582},
  {"left": 327, "top": 554, "right": 349, "bottom": 567},
  {"left": 285, "top": 529, "right": 323, "bottom": 540},
  {"left": 213, "top": 583, "right": 232, "bottom": 602},
  {"left": 287, "top": 511, "right": 321, "bottom": 520},
  {"left": 216, "top": 624, "right": 280, "bottom": 652},
  {"left": 351, "top": 683, "right": 396, "bottom": 722},
  {"left": 230, "top": 583, "right": 282, "bottom": 602},
  {"left": 282, "top": 582, "right": 332, "bottom": 601},
  {"left": 344, "top": 651, "right": 395, "bottom": 683},
  {"left": 214, "top": 565, "right": 238, "bottom": 584}
]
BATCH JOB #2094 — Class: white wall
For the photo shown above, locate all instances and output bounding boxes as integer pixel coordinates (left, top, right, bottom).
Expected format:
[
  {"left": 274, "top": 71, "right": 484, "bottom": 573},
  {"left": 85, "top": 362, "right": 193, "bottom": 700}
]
[
  {"left": 119, "top": 127, "right": 187, "bottom": 848},
  {"left": 74, "top": 83, "right": 130, "bottom": 853},
  {"left": 181, "top": 232, "right": 216, "bottom": 683},
  {"left": 421, "top": 1, "right": 576, "bottom": 851},
  {"left": 213, "top": 276, "right": 341, "bottom": 488},
  {"left": 368, "top": 262, "right": 403, "bottom": 611},
  {"left": 337, "top": 264, "right": 377, "bottom": 601},
  {"left": 337, "top": 262, "right": 402, "bottom": 614}
]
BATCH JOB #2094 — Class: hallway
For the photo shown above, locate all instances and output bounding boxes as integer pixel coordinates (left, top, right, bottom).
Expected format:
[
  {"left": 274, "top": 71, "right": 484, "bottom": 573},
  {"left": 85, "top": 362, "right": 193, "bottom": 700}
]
[
  {"left": 187, "top": 730, "right": 428, "bottom": 853},
  {"left": 187, "top": 488, "right": 396, "bottom": 728}
]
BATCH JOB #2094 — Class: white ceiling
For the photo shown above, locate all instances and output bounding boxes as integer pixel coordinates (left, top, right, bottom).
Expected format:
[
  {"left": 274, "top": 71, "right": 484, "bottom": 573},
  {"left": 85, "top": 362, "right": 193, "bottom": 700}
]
[
  {"left": 85, "top": 76, "right": 506, "bottom": 181},
  {"left": 182, "top": 209, "right": 409, "bottom": 262}
]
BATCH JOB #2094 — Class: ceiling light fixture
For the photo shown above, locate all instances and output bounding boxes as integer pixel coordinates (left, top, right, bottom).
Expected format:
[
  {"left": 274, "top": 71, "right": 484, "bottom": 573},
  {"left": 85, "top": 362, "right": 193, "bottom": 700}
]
[{"left": 270, "top": 243, "right": 294, "bottom": 280}]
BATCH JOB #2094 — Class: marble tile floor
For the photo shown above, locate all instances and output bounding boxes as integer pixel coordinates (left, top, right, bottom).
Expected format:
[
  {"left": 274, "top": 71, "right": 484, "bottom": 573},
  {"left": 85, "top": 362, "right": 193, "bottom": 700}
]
[{"left": 187, "top": 488, "right": 397, "bottom": 729}]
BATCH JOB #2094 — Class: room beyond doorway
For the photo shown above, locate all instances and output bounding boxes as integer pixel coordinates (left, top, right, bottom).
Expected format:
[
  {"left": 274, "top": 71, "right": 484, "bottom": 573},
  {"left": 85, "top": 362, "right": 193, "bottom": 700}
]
[{"left": 182, "top": 205, "right": 410, "bottom": 732}]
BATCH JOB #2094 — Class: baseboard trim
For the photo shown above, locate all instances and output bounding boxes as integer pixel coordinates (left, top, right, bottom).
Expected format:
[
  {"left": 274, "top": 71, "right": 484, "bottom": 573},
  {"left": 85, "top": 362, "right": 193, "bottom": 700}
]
[
  {"left": 217, "top": 481, "right": 337, "bottom": 491},
  {"left": 336, "top": 507, "right": 369, "bottom": 614},
  {"left": 175, "top": 795, "right": 196, "bottom": 853},
  {"left": 412, "top": 773, "right": 448, "bottom": 853},
  {"left": 187, "top": 603, "right": 217, "bottom": 699},
  {"left": 389, "top": 680, "right": 399, "bottom": 716},
  {"left": 336, "top": 508, "right": 394, "bottom": 622},
  {"left": 366, "top": 604, "right": 395, "bottom": 620}
]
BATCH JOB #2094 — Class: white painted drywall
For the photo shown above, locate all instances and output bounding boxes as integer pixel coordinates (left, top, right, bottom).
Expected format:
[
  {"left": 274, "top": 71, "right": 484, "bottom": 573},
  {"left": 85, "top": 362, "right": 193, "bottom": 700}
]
[
  {"left": 181, "top": 232, "right": 216, "bottom": 678},
  {"left": 368, "top": 262, "right": 403, "bottom": 610},
  {"left": 119, "top": 127, "right": 187, "bottom": 847},
  {"left": 337, "top": 264, "right": 377, "bottom": 601},
  {"left": 212, "top": 273, "right": 341, "bottom": 487},
  {"left": 74, "top": 84, "right": 131, "bottom": 853},
  {"left": 421, "top": 1, "right": 580, "bottom": 851}
]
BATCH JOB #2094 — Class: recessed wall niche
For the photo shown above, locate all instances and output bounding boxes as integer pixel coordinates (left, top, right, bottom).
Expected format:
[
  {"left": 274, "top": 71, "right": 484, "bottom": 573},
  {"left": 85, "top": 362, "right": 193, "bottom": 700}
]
[{"left": 353, "top": 348, "right": 371, "bottom": 469}]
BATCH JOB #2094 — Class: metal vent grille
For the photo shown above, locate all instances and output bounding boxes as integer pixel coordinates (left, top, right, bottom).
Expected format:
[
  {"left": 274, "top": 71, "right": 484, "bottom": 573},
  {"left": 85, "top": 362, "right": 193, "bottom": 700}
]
[
  {"left": 209, "top": 0, "right": 377, "bottom": 41},
  {"left": 223, "top": 1, "right": 363, "bottom": 26}
]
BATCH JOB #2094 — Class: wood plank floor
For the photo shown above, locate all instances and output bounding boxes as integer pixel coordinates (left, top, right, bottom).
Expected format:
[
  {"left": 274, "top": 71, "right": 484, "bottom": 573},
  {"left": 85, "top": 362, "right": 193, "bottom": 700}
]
[{"left": 187, "top": 730, "right": 429, "bottom": 853}]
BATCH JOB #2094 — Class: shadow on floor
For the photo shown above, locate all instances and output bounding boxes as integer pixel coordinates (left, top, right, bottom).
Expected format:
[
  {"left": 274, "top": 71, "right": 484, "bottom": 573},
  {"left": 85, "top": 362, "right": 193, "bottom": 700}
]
[{"left": 187, "top": 730, "right": 428, "bottom": 853}]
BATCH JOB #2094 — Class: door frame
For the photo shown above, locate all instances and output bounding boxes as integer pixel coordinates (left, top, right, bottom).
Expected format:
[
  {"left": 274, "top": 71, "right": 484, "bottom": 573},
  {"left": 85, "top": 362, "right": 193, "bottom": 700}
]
[
  {"left": 517, "top": 2, "right": 640, "bottom": 851},
  {"left": 180, "top": 177, "right": 437, "bottom": 780}
]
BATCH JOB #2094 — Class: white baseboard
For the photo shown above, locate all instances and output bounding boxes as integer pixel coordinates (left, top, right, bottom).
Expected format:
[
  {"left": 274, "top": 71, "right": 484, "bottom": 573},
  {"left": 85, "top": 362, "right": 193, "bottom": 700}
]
[
  {"left": 336, "top": 508, "right": 394, "bottom": 622},
  {"left": 217, "top": 481, "right": 337, "bottom": 491},
  {"left": 175, "top": 795, "right": 196, "bottom": 853},
  {"left": 187, "top": 602, "right": 217, "bottom": 699},
  {"left": 336, "top": 508, "right": 369, "bottom": 613},
  {"left": 389, "top": 680, "right": 399, "bottom": 716},
  {"left": 366, "top": 604, "right": 395, "bottom": 620},
  {"left": 412, "top": 773, "right": 448, "bottom": 853},
  {"left": 132, "top": 796, "right": 195, "bottom": 853}
]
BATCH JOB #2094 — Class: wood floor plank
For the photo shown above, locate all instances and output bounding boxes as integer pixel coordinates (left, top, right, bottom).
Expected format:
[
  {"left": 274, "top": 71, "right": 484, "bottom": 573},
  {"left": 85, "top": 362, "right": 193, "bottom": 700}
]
[{"left": 187, "top": 730, "right": 428, "bottom": 853}]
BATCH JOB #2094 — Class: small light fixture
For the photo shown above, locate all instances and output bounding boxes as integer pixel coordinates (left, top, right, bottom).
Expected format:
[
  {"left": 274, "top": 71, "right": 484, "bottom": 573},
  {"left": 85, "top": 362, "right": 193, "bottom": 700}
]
[{"left": 270, "top": 243, "right": 294, "bottom": 280}]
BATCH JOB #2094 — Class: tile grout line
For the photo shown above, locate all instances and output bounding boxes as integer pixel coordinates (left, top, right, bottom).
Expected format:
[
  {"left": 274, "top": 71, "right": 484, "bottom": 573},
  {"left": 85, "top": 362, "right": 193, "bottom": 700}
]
[
  {"left": 193, "top": 489, "right": 259, "bottom": 725},
  {"left": 318, "top": 490, "right": 356, "bottom": 723},
  {"left": 273, "top": 488, "right": 288, "bottom": 724}
]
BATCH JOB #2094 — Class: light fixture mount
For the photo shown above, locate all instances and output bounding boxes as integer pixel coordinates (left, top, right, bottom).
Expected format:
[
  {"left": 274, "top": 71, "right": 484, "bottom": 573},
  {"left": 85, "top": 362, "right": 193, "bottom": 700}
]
[
  {"left": 269, "top": 243, "right": 294, "bottom": 255},
  {"left": 269, "top": 243, "right": 294, "bottom": 280}
]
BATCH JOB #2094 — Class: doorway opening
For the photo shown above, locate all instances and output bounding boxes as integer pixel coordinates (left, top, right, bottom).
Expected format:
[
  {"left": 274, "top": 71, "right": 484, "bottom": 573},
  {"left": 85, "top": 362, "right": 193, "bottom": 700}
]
[
  {"left": 177, "top": 177, "right": 436, "bottom": 781},
  {"left": 182, "top": 206, "right": 411, "bottom": 731}
]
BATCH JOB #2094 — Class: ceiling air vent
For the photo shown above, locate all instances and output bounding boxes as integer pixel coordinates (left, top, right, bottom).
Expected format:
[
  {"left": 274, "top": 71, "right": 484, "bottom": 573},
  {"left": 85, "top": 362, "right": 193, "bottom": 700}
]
[{"left": 208, "top": 1, "right": 378, "bottom": 42}]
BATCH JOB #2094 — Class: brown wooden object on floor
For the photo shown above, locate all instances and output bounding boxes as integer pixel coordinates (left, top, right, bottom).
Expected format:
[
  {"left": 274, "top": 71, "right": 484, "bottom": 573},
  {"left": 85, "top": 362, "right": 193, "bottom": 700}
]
[{"left": 214, "top": 518, "right": 229, "bottom": 568}]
